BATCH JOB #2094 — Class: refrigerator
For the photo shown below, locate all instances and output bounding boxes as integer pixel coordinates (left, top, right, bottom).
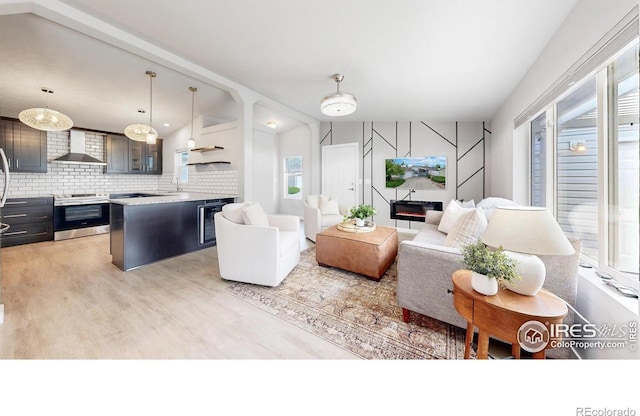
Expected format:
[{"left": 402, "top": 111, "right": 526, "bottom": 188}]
[{"left": 0, "top": 147, "right": 9, "bottom": 324}]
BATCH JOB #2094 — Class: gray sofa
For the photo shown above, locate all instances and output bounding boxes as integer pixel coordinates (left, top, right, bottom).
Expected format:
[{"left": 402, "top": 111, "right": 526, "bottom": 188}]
[{"left": 397, "top": 209, "right": 581, "bottom": 358}]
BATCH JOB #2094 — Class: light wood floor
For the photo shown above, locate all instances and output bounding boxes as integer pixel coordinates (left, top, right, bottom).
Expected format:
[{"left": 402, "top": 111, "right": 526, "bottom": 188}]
[{"left": 0, "top": 230, "right": 357, "bottom": 359}]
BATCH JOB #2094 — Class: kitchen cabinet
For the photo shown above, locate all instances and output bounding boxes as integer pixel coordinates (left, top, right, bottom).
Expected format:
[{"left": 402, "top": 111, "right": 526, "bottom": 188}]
[
  {"left": 129, "top": 138, "right": 162, "bottom": 174},
  {"left": 110, "top": 195, "right": 234, "bottom": 271},
  {"left": 0, "top": 118, "right": 48, "bottom": 173},
  {"left": 1, "top": 197, "right": 54, "bottom": 247},
  {"left": 105, "top": 134, "right": 162, "bottom": 175},
  {"left": 105, "top": 134, "right": 129, "bottom": 174}
]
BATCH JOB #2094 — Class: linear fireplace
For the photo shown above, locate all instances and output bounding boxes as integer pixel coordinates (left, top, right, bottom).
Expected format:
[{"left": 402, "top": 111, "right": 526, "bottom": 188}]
[{"left": 390, "top": 200, "right": 443, "bottom": 222}]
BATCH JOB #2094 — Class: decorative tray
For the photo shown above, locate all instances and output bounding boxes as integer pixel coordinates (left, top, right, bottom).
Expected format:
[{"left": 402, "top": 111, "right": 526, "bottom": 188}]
[{"left": 337, "top": 220, "right": 376, "bottom": 233}]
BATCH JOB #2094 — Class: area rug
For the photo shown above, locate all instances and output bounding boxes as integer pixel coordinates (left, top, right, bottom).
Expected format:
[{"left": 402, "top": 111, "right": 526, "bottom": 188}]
[{"left": 224, "top": 247, "right": 475, "bottom": 359}]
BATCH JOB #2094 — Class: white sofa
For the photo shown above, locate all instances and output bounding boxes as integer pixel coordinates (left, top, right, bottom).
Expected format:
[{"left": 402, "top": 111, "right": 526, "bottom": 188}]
[
  {"left": 214, "top": 202, "right": 300, "bottom": 287},
  {"left": 303, "top": 194, "right": 348, "bottom": 242}
]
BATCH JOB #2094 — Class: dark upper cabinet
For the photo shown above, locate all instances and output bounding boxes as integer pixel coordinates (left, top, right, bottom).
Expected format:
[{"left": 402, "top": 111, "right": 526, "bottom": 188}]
[
  {"left": 0, "top": 118, "right": 47, "bottom": 173},
  {"left": 144, "top": 139, "right": 162, "bottom": 175},
  {"left": 106, "top": 134, "right": 162, "bottom": 175},
  {"left": 105, "top": 134, "right": 130, "bottom": 174}
]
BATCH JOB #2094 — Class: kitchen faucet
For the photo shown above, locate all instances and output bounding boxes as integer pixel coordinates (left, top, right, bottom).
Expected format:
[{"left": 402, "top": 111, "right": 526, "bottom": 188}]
[{"left": 170, "top": 176, "right": 183, "bottom": 192}]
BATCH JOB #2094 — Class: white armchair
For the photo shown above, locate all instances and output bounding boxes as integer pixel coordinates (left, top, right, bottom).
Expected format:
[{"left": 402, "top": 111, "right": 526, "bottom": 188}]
[
  {"left": 214, "top": 202, "right": 300, "bottom": 287},
  {"left": 303, "top": 194, "right": 348, "bottom": 242}
]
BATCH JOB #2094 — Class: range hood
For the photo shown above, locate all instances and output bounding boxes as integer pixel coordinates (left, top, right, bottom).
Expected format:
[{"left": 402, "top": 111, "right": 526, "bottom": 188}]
[{"left": 53, "top": 130, "right": 107, "bottom": 166}]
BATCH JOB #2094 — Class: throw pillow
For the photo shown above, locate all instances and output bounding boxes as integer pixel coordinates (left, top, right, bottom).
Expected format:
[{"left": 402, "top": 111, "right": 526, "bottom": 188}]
[
  {"left": 443, "top": 208, "right": 488, "bottom": 248},
  {"left": 320, "top": 196, "right": 340, "bottom": 215},
  {"left": 460, "top": 199, "right": 475, "bottom": 208},
  {"left": 477, "top": 197, "right": 519, "bottom": 219},
  {"left": 242, "top": 203, "right": 269, "bottom": 227},
  {"left": 305, "top": 195, "right": 321, "bottom": 209},
  {"left": 425, "top": 210, "right": 444, "bottom": 225},
  {"left": 222, "top": 202, "right": 252, "bottom": 224},
  {"left": 438, "top": 199, "right": 475, "bottom": 234}
]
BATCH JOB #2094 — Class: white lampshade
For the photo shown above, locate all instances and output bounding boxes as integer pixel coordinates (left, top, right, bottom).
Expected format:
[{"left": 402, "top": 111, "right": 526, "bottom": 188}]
[
  {"left": 480, "top": 206, "right": 575, "bottom": 296},
  {"left": 146, "top": 132, "right": 157, "bottom": 145},
  {"left": 124, "top": 123, "right": 157, "bottom": 142},
  {"left": 19, "top": 88, "right": 73, "bottom": 131},
  {"left": 19, "top": 107, "right": 73, "bottom": 131},
  {"left": 480, "top": 206, "right": 575, "bottom": 256},
  {"left": 321, "top": 92, "right": 357, "bottom": 116},
  {"left": 320, "top": 74, "right": 357, "bottom": 117}
]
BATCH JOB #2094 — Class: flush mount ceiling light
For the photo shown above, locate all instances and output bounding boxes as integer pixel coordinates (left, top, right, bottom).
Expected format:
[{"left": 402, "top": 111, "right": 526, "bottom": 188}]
[
  {"left": 320, "top": 74, "right": 357, "bottom": 117},
  {"left": 187, "top": 86, "right": 197, "bottom": 150},
  {"left": 266, "top": 121, "right": 277, "bottom": 129},
  {"left": 19, "top": 88, "right": 73, "bottom": 131},
  {"left": 124, "top": 71, "right": 158, "bottom": 144}
]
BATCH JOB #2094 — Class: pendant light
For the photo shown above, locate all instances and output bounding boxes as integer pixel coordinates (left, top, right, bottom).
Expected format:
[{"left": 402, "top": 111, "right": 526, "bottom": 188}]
[
  {"left": 187, "top": 86, "right": 197, "bottom": 150},
  {"left": 320, "top": 74, "right": 357, "bottom": 117},
  {"left": 19, "top": 88, "right": 73, "bottom": 131},
  {"left": 124, "top": 71, "right": 158, "bottom": 143}
]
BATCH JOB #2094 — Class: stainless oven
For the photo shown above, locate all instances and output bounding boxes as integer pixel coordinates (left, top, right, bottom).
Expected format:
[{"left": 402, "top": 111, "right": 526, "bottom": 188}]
[{"left": 53, "top": 194, "right": 110, "bottom": 240}]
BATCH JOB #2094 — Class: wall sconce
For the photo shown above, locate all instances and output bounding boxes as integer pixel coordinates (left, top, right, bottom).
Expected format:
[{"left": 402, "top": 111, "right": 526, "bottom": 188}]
[{"left": 569, "top": 140, "right": 587, "bottom": 152}]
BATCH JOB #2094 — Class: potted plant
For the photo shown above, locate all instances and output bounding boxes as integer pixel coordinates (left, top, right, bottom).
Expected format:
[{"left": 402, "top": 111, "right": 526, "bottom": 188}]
[
  {"left": 344, "top": 204, "right": 376, "bottom": 227},
  {"left": 460, "top": 240, "right": 520, "bottom": 296}
]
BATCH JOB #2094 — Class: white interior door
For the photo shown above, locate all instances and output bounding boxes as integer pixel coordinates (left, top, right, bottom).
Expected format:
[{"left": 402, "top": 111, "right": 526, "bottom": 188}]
[{"left": 322, "top": 143, "right": 358, "bottom": 210}]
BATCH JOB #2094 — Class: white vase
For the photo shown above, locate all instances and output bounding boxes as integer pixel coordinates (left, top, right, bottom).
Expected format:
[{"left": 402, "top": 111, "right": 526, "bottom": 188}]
[
  {"left": 355, "top": 218, "right": 365, "bottom": 227},
  {"left": 471, "top": 271, "right": 499, "bottom": 296}
]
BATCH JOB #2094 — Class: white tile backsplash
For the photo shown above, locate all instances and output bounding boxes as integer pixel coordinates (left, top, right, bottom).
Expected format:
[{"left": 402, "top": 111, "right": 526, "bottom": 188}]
[{"left": 3, "top": 130, "right": 238, "bottom": 197}]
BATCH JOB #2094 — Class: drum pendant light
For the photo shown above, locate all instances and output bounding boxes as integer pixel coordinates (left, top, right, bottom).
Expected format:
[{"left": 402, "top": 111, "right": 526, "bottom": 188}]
[
  {"left": 19, "top": 88, "right": 73, "bottom": 131},
  {"left": 320, "top": 74, "right": 357, "bottom": 116}
]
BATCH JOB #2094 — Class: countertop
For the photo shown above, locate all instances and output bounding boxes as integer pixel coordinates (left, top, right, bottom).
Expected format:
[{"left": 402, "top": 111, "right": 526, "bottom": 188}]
[{"left": 110, "top": 191, "right": 237, "bottom": 206}]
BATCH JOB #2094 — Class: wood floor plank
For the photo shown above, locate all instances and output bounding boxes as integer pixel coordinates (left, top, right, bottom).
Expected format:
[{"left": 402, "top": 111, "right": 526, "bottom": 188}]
[{"left": 0, "top": 233, "right": 357, "bottom": 359}]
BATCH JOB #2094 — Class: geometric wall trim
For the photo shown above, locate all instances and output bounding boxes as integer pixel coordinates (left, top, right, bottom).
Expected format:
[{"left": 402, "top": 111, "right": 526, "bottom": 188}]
[{"left": 320, "top": 121, "right": 490, "bottom": 229}]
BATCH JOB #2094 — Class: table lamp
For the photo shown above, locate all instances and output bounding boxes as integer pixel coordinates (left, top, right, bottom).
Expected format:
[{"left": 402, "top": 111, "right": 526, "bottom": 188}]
[{"left": 480, "top": 206, "right": 575, "bottom": 296}]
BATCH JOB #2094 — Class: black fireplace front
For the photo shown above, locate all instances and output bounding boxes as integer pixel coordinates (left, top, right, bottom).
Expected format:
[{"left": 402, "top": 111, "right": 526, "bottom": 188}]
[{"left": 390, "top": 200, "right": 443, "bottom": 222}]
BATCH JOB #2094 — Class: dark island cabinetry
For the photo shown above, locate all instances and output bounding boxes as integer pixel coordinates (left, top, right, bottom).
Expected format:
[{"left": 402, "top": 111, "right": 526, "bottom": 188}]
[{"left": 110, "top": 196, "right": 234, "bottom": 271}]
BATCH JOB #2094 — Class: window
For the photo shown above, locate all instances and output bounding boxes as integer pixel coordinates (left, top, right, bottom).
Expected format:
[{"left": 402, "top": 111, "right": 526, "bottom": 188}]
[
  {"left": 529, "top": 40, "right": 639, "bottom": 285},
  {"left": 284, "top": 156, "right": 302, "bottom": 199},
  {"left": 175, "top": 150, "right": 189, "bottom": 183},
  {"left": 607, "top": 45, "right": 639, "bottom": 276}
]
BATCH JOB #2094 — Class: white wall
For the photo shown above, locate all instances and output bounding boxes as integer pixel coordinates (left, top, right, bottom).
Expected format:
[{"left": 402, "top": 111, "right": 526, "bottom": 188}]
[
  {"left": 488, "top": 0, "right": 638, "bottom": 199},
  {"left": 278, "top": 125, "right": 312, "bottom": 217},
  {"left": 321, "top": 121, "right": 488, "bottom": 229},
  {"left": 159, "top": 116, "right": 239, "bottom": 196},
  {"left": 252, "top": 129, "right": 278, "bottom": 213}
]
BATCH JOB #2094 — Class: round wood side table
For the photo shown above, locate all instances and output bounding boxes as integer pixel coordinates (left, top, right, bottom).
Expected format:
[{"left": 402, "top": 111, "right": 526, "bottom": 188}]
[{"left": 452, "top": 269, "right": 568, "bottom": 359}]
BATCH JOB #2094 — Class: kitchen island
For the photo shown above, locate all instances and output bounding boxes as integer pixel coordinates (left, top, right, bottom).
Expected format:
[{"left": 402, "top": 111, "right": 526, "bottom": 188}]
[{"left": 110, "top": 192, "right": 236, "bottom": 271}]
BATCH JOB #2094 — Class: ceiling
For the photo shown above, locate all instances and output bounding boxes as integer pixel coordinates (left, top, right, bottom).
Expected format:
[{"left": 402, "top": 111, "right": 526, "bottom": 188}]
[{"left": 0, "top": 0, "right": 579, "bottom": 138}]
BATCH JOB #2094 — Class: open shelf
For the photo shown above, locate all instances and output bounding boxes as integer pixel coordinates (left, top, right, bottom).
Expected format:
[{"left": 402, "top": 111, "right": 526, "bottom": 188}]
[
  {"left": 187, "top": 161, "right": 231, "bottom": 166},
  {"left": 190, "top": 145, "right": 224, "bottom": 152}
]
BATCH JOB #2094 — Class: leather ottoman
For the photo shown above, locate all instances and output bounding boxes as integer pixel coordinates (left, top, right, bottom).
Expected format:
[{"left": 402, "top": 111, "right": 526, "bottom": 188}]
[{"left": 315, "top": 225, "right": 398, "bottom": 281}]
